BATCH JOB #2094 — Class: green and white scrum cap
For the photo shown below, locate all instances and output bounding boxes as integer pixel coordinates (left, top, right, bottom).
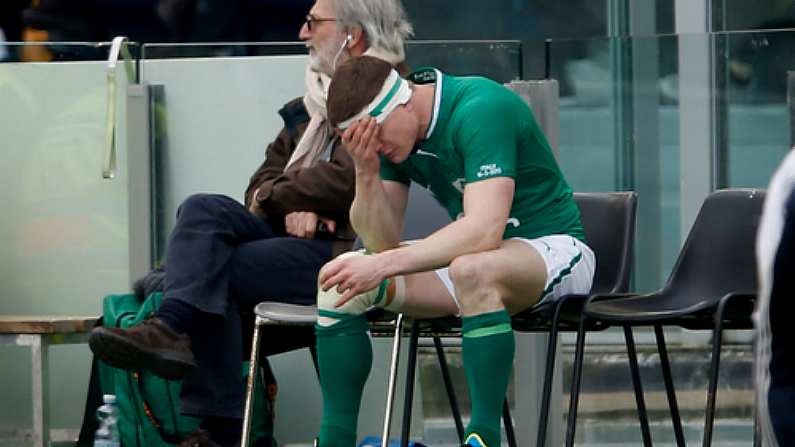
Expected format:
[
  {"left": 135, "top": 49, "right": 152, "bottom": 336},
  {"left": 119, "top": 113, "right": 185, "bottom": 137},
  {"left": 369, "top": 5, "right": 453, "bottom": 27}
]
[{"left": 337, "top": 69, "right": 412, "bottom": 129}]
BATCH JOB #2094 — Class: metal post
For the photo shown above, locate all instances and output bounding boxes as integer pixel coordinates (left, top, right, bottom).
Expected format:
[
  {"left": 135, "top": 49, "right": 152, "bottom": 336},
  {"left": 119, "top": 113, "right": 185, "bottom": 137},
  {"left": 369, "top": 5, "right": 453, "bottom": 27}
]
[
  {"left": 625, "top": 327, "right": 653, "bottom": 446},
  {"left": 433, "top": 336, "right": 464, "bottom": 440},
  {"left": 677, "top": 0, "right": 716, "bottom": 348},
  {"left": 505, "top": 80, "right": 562, "bottom": 447},
  {"left": 400, "top": 321, "right": 420, "bottom": 447},
  {"left": 241, "top": 318, "right": 263, "bottom": 447},
  {"left": 30, "top": 335, "right": 49, "bottom": 447},
  {"left": 126, "top": 84, "right": 154, "bottom": 282},
  {"left": 381, "top": 314, "right": 404, "bottom": 446},
  {"left": 655, "top": 326, "right": 686, "bottom": 446}
]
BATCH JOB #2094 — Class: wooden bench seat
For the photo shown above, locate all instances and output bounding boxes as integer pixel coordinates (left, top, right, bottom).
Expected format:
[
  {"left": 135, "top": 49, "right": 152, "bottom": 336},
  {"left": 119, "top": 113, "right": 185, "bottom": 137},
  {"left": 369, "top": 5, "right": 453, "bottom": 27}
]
[{"left": 0, "top": 315, "right": 99, "bottom": 446}]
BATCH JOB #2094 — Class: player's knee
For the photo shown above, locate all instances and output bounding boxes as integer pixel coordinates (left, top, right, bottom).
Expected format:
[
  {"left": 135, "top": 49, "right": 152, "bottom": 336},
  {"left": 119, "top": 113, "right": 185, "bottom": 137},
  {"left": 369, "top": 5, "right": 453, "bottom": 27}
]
[
  {"left": 317, "top": 250, "right": 372, "bottom": 316},
  {"left": 449, "top": 253, "right": 497, "bottom": 289},
  {"left": 449, "top": 254, "right": 502, "bottom": 308}
]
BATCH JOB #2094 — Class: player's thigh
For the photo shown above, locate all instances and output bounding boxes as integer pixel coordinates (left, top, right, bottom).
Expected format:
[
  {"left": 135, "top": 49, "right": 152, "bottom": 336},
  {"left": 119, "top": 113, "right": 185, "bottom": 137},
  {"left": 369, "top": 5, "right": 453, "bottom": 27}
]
[
  {"left": 401, "top": 270, "right": 460, "bottom": 318},
  {"left": 483, "top": 239, "right": 547, "bottom": 314}
]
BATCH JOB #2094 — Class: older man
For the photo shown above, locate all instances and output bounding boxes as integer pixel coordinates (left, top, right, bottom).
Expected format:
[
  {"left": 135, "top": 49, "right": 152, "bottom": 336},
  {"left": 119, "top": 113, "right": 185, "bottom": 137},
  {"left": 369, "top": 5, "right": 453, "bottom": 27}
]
[{"left": 88, "top": 2, "right": 412, "bottom": 446}]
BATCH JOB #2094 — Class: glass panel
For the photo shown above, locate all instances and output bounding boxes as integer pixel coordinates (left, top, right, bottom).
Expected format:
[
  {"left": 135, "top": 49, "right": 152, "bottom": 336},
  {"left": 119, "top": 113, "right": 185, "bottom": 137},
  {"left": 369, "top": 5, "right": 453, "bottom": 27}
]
[
  {"left": 405, "top": 40, "right": 522, "bottom": 83},
  {"left": 713, "top": 0, "right": 795, "bottom": 32},
  {"left": 547, "top": 31, "right": 771, "bottom": 444},
  {"left": 0, "top": 42, "right": 138, "bottom": 432},
  {"left": 655, "top": 0, "right": 676, "bottom": 34},
  {"left": 404, "top": 0, "right": 610, "bottom": 81},
  {"left": 140, "top": 42, "right": 307, "bottom": 59},
  {"left": 548, "top": 29, "right": 793, "bottom": 290},
  {"left": 139, "top": 44, "right": 308, "bottom": 260},
  {"left": 548, "top": 34, "right": 682, "bottom": 293},
  {"left": 721, "top": 30, "right": 793, "bottom": 187},
  {"left": 1, "top": 41, "right": 141, "bottom": 63},
  {"left": 139, "top": 40, "right": 523, "bottom": 81}
]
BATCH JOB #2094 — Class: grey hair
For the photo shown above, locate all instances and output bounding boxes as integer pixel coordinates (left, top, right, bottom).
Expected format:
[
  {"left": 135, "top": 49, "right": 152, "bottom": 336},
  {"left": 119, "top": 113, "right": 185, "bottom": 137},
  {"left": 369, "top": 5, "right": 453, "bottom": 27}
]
[{"left": 329, "top": 0, "right": 414, "bottom": 55}]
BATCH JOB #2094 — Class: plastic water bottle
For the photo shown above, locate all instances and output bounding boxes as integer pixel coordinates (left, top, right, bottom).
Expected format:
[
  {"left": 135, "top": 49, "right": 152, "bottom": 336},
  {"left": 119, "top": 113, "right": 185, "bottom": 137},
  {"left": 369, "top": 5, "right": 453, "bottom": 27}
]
[{"left": 94, "top": 394, "right": 120, "bottom": 447}]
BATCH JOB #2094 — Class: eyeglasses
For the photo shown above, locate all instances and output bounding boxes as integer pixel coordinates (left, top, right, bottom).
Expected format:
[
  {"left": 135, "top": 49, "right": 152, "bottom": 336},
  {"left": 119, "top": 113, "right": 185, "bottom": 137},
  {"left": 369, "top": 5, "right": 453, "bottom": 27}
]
[{"left": 305, "top": 14, "right": 337, "bottom": 31}]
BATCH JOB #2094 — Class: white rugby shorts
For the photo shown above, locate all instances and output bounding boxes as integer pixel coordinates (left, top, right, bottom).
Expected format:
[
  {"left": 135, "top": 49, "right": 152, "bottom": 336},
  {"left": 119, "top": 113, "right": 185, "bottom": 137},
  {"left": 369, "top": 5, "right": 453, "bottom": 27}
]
[{"left": 434, "top": 235, "right": 595, "bottom": 311}]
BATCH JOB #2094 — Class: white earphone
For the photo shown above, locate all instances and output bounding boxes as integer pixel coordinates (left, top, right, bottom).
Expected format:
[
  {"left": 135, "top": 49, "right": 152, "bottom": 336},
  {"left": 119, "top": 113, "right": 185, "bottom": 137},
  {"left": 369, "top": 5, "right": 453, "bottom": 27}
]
[{"left": 332, "top": 33, "right": 353, "bottom": 70}]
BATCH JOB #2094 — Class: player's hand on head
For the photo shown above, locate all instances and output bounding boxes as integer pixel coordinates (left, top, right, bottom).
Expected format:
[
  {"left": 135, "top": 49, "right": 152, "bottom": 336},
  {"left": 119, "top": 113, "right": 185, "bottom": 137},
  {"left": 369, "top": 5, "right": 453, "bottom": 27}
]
[{"left": 341, "top": 117, "right": 381, "bottom": 174}]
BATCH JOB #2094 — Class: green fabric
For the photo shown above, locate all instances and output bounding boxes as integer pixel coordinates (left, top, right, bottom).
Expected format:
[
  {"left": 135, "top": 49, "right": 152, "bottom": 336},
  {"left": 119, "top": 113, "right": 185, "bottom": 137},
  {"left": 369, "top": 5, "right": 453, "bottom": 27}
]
[
  {"left": 318, "top": 308, "right": 356, "bottom": 320},
  {"left": 315, "top": 311, "right": 370, "bottom": 336},
  {"left": 98, "top": 292, "right": 275, "bottom": 447},
  {"left": 379, "top": 68, "right": 585, "bottom": 242},
  {"left": 316, "top": 314, "right": 372, "bottom": 447},
  {"left": 461, "top": 309, "right": 512, "bottom": 334},
  {"left": 463, "top": 323, "right": 513, "bottom": 339},
  {"left": 371, "top": 279, "right": 389, "bottom": 306},
  {"left": 461, "top": 310, "right": 515, "bottom": 447}
]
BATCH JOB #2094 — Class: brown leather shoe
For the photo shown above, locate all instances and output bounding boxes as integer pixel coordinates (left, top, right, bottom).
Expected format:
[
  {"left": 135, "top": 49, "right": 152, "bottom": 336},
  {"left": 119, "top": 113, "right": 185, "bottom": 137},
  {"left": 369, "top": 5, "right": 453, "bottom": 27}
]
[
  {"left": 178, "top": 429, "right": 226, "bottom": 447},
  {"left": 89, "top": 317, "right": 197, "bottom": 379}
]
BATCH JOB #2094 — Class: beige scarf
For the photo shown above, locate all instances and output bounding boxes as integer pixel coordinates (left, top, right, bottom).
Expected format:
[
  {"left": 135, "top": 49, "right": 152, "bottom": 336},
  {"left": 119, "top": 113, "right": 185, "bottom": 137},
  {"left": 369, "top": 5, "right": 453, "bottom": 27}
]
[{"left": 284, "top": 46, "right": 406, "bottom": 170}]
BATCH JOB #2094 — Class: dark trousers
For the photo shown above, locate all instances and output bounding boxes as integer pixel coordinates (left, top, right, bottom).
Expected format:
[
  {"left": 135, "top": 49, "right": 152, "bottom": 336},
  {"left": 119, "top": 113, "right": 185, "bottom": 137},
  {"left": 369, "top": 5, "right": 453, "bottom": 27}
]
[{"left": 163, "top": 194, "right": 332, "bottom": 418}]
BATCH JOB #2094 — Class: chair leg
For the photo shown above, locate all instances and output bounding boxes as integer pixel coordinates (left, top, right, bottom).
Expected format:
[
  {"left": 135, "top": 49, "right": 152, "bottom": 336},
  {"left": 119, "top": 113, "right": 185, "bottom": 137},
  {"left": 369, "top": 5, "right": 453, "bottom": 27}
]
[
  {"left": 503, "top": 399, "right": 518, "bottom": 447},
  {"left": 703, "top": 296, "right": 730, "bottom": 447},
  {"left": 400, "top": 320, "right": 420, "bottom": 447},
  {"left": 537, "top": 299, "right": 565, "bottom": 447},
  {"left": 654, "top": 325, "right": 686, "bottom": 446},
  {"left": 433, "top": 336, "right": 465, "bottom": 441},
  {"left": 382, "top": 314, "right": 405, "bottom": 447},
  {"left": 624, "top": 325, "right": 653, "bottom": 446},
  {"left": 241, "top": 317, "right": 264, "bottom": 447},
  {"left": 564, "top": 316, "right": 588, "bottom": 447}
]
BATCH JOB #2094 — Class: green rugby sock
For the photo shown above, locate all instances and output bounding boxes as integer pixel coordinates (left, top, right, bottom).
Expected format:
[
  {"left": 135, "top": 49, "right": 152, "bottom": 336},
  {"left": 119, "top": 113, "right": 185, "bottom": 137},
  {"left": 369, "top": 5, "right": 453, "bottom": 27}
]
[
  {"left": 315, "top": 315, "right": 372, "bottom": 447},
  {"left": 461, "top": 310, "right": 515, "bottom": 447}
]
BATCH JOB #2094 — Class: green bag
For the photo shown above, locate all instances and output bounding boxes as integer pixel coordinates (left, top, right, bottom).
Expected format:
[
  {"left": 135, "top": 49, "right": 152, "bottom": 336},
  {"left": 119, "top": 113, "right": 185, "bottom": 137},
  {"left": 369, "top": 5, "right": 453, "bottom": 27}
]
[{"left": 97, "top": 292, "right": 276, "bottom": 447}]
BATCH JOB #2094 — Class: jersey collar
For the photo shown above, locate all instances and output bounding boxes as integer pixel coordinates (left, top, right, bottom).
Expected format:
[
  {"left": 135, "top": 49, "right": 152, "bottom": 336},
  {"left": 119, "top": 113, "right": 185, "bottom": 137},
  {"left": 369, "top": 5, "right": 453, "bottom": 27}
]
[{"left": 407, "top": 68, "right": 443, "bottom": 140}]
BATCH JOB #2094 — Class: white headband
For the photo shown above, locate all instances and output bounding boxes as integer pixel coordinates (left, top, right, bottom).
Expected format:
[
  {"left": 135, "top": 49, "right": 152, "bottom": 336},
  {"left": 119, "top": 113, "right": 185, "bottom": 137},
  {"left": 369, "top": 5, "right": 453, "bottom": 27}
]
[{"left": 337, "top": 69, "right": 413, "bottom": 129}]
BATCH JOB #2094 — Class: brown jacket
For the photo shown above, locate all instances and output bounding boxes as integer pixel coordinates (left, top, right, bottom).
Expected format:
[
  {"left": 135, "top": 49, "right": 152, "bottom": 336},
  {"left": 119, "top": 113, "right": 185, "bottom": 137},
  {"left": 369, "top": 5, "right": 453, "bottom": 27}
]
[{"left": 244, "top": 98, "right": 356, "bottom": 257}]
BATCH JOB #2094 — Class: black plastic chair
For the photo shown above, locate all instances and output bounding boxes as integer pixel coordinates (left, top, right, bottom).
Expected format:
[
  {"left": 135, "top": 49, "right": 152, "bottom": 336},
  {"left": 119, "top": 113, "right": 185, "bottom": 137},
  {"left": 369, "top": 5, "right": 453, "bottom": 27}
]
[
  {"left": 513, "top": 191, "right": 637, "bottom": 447},
  {"left": 565, "top": 188, "right": 764, "bottom": 447},
  {"left": 395, "top": 191, "right": 637, "bottom": 447}
]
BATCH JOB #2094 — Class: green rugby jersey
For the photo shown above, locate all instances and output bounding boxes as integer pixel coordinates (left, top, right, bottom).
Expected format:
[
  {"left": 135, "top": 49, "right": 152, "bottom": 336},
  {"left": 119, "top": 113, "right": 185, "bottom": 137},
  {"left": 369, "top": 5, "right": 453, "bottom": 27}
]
[{"left": 380, "top": 68, "right": 585, "bottom": 242}]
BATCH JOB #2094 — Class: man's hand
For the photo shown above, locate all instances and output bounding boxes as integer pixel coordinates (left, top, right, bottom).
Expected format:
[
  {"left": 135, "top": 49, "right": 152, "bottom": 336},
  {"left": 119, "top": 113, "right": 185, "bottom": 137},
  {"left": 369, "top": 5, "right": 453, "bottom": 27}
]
[
  {"left": 340, "top": 117, "right": 381, "bottom": 175},
  {"left": 285, "top": 211, "right": 336, "bottom": 239},
  {"left": 319, "top": 252, "right": 388, "bottom": 306}
]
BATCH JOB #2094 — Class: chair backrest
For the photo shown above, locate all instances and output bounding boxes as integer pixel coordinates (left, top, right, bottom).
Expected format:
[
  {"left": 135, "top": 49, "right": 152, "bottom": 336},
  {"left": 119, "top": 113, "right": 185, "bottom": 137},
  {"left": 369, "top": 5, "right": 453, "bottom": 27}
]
[
  {"left": 401, "top": 186, "right": 452, "bottom": 240},
  {"left": 664, "top": 188, "right": 765, "bottom": 305},
  {"left": 353, "top": 186, "right": 451, "bottom": 250},
  {"left": 574, "top": 191, "right": 638, "bottom": 294}
]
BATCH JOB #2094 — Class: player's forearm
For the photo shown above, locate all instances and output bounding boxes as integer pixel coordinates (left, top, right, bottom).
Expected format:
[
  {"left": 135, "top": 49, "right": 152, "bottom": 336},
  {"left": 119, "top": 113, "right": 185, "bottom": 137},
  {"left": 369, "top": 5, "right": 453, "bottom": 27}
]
[
  {"left": 376, "top": 215, "right": 504, "bottom": 277},
  {"left": 350, "top": 174, "right": 402, "bottom": 252}
]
